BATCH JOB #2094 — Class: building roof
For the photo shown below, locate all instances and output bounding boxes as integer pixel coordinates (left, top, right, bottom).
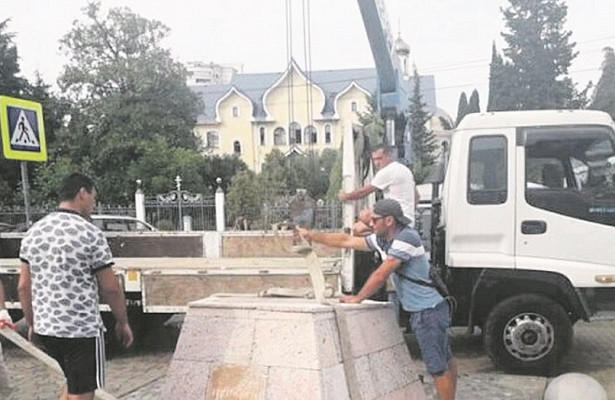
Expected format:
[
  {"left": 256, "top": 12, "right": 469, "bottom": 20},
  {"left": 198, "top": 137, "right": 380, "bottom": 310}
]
[{"left": 190, "top": 63, "right": 437, "bottom": 124}]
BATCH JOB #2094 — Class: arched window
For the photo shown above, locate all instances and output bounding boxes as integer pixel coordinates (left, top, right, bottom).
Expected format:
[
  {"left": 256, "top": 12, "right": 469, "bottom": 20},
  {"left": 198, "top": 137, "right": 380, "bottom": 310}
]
[
  {"left": 233, "top": 140, "right": 241, "bottom": 155},
  {"left": 206, "top": 131, "right": 219, "bottom": 149},
  {"left": 274, "top": 127, "right": 286, "bottom": 145},
  {"left": 289, "top": 122, "right": 301, "bottom": 145},
  {"left": 232, "top": 106, "right": 239, "bottom": 117},
  {"left": 325, "top": 125, "right": 332, "bottom": 144},
  {"left": 259, "top": 127, "right": 266, "bottom": 146},
  {"left": 304, "top": 125, "right": 317, "bottom": 144},
  {"left": 351, "top": 101, "right": 358, "bottom": 112}
]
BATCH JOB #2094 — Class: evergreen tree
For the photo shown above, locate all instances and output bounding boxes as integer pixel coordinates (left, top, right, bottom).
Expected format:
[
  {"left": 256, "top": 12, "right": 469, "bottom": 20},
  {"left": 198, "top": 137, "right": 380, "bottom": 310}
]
[
  {"left": 500, "top": 0, "right": 577, "bottom": 110},
  {"left": 455, "top": 92, "right": 468, "bottom": 126},
  {"left": 357, "top": 96, "right": 385, "bottom": 145},
  {"left": 408, "top": 67, "right": 437, "bottom": 184},
  {"left": 487, "top": 43, "right": 517, "bottom": 111},
  {"left": 467, "top": 89, "right": 481, "bottom": 113},
  {"left": 590, "top": 47, "right": 615, "bottom": 120}
]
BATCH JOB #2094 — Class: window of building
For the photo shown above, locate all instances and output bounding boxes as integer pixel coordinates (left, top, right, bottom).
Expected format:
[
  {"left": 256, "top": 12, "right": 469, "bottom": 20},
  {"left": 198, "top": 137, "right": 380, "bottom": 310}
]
[
  {"left": 325, "top": 125, "right": 332, "bottom": 144},
  {"left": 351, "top": 101, "right": 358, "bottom": 112},
  {"left": 467, "top": 135, "right": 507, "bottom": 205},
  {"left": 260, "top": 127, "right": 266, "bottom": 146},
  {"left": 289, "top": 122, "right": 302, "bottom": 145},
  {"left": 206, "top": 131, "right": 219, "bottom": 149},
  {"left": 232, "top": 106, "right": 239, "bottom": 117},
  {"left": 233, "top": 140, "right": 241, "bottom": 155},
  {"left": 274, "top": 127, "right": 286, "bottom": 145},
  {"left": 304, "top": 125, "right": 317, "bottom": 144}
]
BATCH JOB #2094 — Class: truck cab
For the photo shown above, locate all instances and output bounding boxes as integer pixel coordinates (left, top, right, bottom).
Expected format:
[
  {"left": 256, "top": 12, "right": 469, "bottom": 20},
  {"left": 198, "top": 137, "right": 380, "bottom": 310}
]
[{"left": 437, "top": 109, "right": 615, "bottom": 374}]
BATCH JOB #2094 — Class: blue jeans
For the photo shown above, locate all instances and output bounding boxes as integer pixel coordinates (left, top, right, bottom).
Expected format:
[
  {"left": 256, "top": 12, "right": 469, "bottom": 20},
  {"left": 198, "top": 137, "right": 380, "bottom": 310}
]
[{"left": 410, "top": 300, "right": 453, "bottom": 374}]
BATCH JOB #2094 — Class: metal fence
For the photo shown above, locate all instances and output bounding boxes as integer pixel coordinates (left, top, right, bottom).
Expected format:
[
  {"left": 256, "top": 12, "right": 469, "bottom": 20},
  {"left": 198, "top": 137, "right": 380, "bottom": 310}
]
[
  {"left": 0, "top": 200, "right": 345, "bottom": 232},
  {"left": 0, "top": 199, "right": 429, "bottom": 236}
]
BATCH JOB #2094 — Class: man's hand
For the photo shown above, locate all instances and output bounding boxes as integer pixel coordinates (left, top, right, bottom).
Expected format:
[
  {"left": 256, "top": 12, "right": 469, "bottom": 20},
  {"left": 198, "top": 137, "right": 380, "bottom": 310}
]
[
  {"left": 295, "top": 227, "right": 312, "bottom": 242},
  {"left": 0, "top": 309, "right": 14, "bottom": 329},
  {"left": 338, "top": 190, "right": 347, "bottom": 202},
  {"left": 115, "top": 321, "right": 134, "bottom": 348},
  {"left": 339, "top": 295, "right": 363, "bottom": 304}
]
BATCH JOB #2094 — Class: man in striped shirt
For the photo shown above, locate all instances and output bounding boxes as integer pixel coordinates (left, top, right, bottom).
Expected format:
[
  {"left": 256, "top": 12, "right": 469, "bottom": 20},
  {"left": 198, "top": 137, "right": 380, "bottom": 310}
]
[{"left": 297, "top": 198, "right": 457, "bottom": 400}]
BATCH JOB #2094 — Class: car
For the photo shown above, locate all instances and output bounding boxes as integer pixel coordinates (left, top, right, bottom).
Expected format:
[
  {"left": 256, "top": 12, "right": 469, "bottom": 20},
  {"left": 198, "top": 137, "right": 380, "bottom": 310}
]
[{"left": 90, "top": 215, "right": 157, "bottom": 232}]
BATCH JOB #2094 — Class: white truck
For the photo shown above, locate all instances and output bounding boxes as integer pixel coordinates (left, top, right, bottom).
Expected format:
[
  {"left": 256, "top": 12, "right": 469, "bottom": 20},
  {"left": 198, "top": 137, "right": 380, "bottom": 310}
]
[{"left": 346, "top": 109, "right": 615, "bottom": 375}]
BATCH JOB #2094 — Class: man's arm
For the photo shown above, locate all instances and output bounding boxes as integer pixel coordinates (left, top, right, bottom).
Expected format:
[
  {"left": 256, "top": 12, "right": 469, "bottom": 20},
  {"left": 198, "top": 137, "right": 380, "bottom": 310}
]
[
  {"left": 0, "top": 278, "right": 12, "bottom": 326},
  {"left": 298, "top": 228, "right": 370, "bottom": 251},
  {"left": 339, "top": 184, "right": 377, "bottom": 202},
  {"left": 341, "top": 256, "right": 401, "bottom": 303},
  {"left": 17, "top": 263, "right": 33, "bottom": 327},
  {"left": 95, "top": 267, "right": 133, "bottom": 348}
]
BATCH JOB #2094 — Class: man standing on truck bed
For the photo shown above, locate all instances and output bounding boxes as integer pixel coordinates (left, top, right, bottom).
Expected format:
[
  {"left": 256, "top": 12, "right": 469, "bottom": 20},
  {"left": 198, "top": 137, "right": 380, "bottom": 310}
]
[
  {"left": 339, "top": 143, "right": 418, "bottom": 235},
  {"left": 18, "top": 172, "right": 133, "bottom": 400},
  {"left": 297, "top": 198, "right": 457, "bottom": 400}
]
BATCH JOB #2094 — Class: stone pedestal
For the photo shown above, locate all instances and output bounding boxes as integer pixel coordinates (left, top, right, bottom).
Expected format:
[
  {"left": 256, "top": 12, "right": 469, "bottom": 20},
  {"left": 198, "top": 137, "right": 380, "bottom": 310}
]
[{"left": 162, "top": 295, "right": 427, "bottom": 400}]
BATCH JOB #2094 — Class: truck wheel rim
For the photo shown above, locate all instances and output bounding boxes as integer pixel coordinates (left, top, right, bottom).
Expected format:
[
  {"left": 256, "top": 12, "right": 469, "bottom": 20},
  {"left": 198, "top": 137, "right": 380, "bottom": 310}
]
[{"left": 502, "top": 312, "right": 554, "bottom": 361}]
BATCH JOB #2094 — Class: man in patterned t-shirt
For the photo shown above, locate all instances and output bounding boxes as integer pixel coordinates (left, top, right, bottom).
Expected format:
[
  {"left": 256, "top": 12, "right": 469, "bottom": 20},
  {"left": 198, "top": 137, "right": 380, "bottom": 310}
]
[{"left": 18, "top": 173, "right": 133, "bottom": 400}]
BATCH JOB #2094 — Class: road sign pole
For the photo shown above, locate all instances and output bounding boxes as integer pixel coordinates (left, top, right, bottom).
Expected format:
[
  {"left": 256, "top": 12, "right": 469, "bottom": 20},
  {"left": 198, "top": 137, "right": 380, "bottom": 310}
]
[{"left": 20, "top": 161, "right": 32, "bottom": 227}]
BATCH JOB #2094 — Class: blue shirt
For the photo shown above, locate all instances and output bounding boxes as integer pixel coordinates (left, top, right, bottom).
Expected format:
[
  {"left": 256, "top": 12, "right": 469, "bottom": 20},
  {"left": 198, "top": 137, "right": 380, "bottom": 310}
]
[{"left": 365, "top": 226, "right": 443, "bottom": 312}]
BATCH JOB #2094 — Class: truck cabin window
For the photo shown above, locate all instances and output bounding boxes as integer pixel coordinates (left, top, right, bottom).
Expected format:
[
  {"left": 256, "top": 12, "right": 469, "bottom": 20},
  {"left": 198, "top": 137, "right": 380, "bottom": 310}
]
[
  {"left": 524, "top": 126, "right": 615, "bottom": 226},
  {"left": 467, "top": 135, "right": 507, "bottom": 205}
]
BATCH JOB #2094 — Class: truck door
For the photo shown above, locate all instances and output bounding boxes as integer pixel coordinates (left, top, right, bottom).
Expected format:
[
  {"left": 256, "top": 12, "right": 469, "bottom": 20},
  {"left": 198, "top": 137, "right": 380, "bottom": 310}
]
[
  {"left": 515, "top": 125, "right": 615, "bottom": 282},
  {"left": 445, "top": 131, "right": 516, "bottom": 269}
]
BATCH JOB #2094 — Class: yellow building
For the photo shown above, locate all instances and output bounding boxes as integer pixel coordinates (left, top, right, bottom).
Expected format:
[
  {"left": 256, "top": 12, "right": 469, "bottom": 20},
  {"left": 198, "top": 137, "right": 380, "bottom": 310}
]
[{"left": 191, "top": 59, "right": 436, "bottom": 172}]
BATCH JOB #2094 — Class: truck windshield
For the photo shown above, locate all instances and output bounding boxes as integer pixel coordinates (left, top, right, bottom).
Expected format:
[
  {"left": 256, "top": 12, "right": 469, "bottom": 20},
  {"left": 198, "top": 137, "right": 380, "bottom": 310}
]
[{"left": 524, "top": 126, "right": 615, "bottom": 226}]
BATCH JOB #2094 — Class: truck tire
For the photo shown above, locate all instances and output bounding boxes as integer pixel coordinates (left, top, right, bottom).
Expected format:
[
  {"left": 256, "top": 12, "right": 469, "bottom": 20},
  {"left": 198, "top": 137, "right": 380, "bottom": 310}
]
[{"left": 483, "top": 294, "right": 572, "bottom": 375}]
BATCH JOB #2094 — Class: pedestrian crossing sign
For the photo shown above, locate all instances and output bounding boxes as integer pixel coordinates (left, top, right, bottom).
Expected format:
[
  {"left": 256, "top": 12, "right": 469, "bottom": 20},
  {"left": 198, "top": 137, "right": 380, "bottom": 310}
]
[{"left": 0, "top": 96, "right": 47, "bottom": 162}]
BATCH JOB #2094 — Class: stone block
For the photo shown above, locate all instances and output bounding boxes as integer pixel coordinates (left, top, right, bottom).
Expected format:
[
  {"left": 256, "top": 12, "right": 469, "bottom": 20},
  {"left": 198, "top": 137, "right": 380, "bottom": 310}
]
[
  {"left": 163, "top": 296, "right": 427, "bottom": 400},
  {"left": 161, "top": 359, "right": 211, "bottom": 399},
  {"left": 173, "top": 312, "right": 255, "bottom": 363}
]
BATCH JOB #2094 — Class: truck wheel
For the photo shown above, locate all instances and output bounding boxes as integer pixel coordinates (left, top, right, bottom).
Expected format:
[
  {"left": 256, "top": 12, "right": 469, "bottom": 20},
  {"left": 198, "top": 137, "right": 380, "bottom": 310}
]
[{"left": 483, "top": 294, "right": 572, "bottom": 375}]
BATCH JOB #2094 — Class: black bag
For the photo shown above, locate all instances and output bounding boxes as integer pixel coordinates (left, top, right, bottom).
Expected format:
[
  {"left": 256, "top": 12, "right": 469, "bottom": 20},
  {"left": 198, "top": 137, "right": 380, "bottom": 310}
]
[{"left": 395, "top": 264, "right": 456, "bottom": 316}]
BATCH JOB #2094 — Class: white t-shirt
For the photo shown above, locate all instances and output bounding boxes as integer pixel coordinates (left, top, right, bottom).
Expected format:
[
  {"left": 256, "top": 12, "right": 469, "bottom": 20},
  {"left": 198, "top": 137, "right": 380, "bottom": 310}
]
[{"left": 371, "top": 161, "right": 416, "bottom": 225}]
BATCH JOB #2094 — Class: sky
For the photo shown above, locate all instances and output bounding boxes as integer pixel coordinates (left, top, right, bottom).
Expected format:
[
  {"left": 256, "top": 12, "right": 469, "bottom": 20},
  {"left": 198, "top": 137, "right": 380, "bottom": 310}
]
[{"left": 2, "top": 0, "right": 615, "bottom": 118}]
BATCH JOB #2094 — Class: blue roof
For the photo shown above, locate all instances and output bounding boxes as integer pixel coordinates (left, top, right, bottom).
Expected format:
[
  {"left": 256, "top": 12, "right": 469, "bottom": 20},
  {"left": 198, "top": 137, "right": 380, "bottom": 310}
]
[{"left": 191, "top": 66, "right": 436, "bottom": 124}]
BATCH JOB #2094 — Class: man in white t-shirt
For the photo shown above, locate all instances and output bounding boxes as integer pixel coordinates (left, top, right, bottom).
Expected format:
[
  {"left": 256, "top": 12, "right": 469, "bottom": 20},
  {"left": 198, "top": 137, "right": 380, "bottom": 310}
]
[{"left": 339, "top": 143, "right": 418, "bottom": 234}]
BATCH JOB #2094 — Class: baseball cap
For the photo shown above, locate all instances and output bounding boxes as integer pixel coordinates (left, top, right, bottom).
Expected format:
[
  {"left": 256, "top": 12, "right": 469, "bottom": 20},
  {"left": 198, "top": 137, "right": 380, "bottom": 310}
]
[{"left": 372, "top": 198, "right": 411, "bottom": 226}]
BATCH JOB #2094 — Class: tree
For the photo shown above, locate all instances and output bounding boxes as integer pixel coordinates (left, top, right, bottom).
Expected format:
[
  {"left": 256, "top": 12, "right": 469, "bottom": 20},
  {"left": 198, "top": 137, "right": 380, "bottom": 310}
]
[
  {"left": 590, "top": 47, "right": 615, "bottom": 120},
  {"left": 487, "top": 43, "right": 517, "bottom": 111},
  {"left": 52, "top": 2, "right": 202, "bottom": 204},
  {"left": 0, "top": 19, "right": 27, "bottom": 205},
  {"left": 500, "top": 0, "right": 577, "bottom": 110},
  {"left": 455, "top": 92, "right": 468, "bottom": 126},
  {"left": 467, "top": 90, "right": 480, "bottom": 114},
  {"left": 259, "top": 149, "right": 297, "bottom": 202},
  {"left": 407, "top": 67, "right": 438, "bottom": 184},
  {"left": 357, "top": 96, "right": 385, "bottom": 145},
  {"left": 226, "top": 170, "right": 263, "bottom": 227}
]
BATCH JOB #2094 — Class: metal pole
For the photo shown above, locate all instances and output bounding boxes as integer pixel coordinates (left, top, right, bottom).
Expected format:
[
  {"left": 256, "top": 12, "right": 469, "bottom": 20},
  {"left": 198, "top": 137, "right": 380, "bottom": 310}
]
[{"left": 20, "top": 161, "right": 32, "bottom": 227}]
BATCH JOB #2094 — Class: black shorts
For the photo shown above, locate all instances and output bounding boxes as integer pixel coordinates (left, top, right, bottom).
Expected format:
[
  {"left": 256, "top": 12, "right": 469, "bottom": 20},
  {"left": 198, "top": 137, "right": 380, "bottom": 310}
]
[{"left": 34, "top": 330, "right": 105, "bottom": 395}]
